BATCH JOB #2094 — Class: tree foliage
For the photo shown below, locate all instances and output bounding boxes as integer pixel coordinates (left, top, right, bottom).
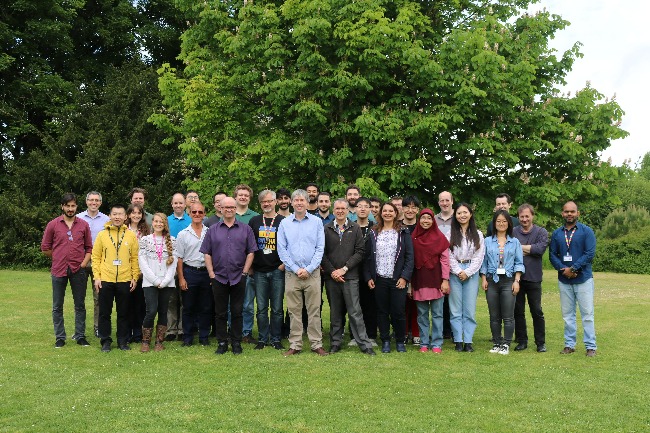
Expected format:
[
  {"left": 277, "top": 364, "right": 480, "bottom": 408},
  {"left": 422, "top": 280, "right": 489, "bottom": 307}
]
[{"left": 154, "top": 0, "right": 628, "bottom": 220}]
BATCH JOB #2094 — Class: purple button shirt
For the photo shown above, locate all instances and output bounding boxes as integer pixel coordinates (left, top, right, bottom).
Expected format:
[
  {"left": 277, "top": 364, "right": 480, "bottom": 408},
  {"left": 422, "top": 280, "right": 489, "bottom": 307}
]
[{"left": 200, "top": 220, "right": 257, "bottom": 285}]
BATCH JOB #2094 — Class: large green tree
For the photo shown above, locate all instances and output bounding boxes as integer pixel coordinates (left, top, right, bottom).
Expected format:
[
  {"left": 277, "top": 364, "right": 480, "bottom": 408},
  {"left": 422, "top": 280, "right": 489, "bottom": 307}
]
[{"left": 154, "top": 0, "right": 627, "bottom": 221}]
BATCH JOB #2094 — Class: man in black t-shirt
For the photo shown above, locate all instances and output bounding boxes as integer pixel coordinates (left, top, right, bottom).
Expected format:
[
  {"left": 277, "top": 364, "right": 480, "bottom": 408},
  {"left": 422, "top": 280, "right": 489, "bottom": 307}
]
[{"left": 249, "top": 189, "right": 286, "bottom": 350}]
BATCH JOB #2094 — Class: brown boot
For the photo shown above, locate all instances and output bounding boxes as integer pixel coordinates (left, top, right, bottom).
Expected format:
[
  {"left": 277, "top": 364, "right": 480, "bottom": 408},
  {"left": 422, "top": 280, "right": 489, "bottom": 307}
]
[
  {"left": 154, "top": 324, "right": 167, "bottom": 352},
  {"left": 141, "top": 327, "right": 153, "bottom": 353}
]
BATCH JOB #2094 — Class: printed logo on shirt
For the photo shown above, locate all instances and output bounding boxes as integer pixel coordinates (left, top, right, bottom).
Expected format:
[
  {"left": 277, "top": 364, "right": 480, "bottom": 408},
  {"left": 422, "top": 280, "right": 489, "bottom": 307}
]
[{"left": 257, "top": 227, "right": 277, "bottom": 251}]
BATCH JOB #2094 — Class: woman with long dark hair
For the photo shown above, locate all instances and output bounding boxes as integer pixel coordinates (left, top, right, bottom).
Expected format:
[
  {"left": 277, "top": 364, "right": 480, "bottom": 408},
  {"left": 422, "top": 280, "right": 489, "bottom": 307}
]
[
  {"left": 409, "top": 209, "right": 450, "bottom": 353},
  {"left": 125, "top": 204, "right": 150, "bottom": 343},
  {"left": 480, "top": 209, "right": 525, "bottom": 355},
  {"left": 364, "top": 202, "right": 414, "bottom": 353},
  {"left": 448, "top": 203, "right": 485, "bottom": 352}
]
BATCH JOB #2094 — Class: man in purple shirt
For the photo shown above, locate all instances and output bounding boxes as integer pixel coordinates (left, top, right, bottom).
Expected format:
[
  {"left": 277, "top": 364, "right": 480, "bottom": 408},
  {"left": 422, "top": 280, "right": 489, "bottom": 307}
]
[
  {"left": 201, "top": 197, "right": 257, "bottom": 355},
  {"left": 512, "top": 204, "right": 549, "bottom": 353},
  {"left": 41, "top": 193, "right": 93, "bottom": 348}
]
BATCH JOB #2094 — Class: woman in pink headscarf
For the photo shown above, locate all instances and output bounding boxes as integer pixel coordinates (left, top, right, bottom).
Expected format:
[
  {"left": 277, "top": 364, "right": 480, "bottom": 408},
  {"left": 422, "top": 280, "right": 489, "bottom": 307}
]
[{"left": 409, "top": 209, "right": 450, "bottom": 353}]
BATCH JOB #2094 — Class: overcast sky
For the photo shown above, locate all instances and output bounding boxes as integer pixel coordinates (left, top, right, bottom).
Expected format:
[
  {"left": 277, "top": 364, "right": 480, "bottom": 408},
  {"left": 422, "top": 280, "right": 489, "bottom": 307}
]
[{"left": 528, "top": 0, "right": 649, "bottom": 167}]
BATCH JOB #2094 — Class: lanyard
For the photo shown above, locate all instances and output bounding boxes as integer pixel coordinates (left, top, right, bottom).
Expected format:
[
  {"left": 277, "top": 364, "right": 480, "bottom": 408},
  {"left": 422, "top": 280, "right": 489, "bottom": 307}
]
[
  {"left": 564, "top": 226, "right": 577, "bottom": 250},
  {"left": 498, "top": 244, "right": 505, "bottom": 267},
  {"left": 262, "top": 215, "right": 276, "bottom": 235},
  {"left": 107, "top": 226, "right": 126, "bottom": 256},
  {"left": 153, "top": 234, "right": 164, "bottom": 263}
]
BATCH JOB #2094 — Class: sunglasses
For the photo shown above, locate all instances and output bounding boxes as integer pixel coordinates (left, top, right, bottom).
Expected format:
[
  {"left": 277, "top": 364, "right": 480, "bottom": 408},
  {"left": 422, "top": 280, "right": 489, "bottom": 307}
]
[{"left": 190, "top": 210, "right": 205, "bottom": 215}]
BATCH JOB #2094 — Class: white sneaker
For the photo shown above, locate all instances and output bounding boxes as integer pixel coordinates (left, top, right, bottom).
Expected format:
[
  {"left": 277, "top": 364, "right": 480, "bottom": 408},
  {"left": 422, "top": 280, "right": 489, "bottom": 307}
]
[
  {"left": 348, "top": 339, "right": 358, "bottom": 346},
  {"left": 412, "top": 337, "right": 421, "bottom": 345},
  {"left": 489, "top": 344, "right": 501, "bottom": 353},
  {"left": 499, "top": 344, "right": 510, "bottom": 355}
]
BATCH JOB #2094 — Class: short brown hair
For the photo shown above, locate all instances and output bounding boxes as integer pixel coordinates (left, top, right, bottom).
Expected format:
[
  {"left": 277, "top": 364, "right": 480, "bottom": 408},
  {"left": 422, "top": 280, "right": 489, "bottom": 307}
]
[{"left": 234, "top": 184, "right": 253, "bottom": 197}]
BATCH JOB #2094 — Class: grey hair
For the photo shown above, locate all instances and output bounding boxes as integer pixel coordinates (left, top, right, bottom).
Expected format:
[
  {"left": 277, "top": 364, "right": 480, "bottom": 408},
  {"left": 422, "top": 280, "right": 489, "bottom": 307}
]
[
  {"left": 86, "top": 191, "right": 102, "bottom": 201},
  {"left": 291, "top": 189, "right": 309, "bottom": 201},
  {"left": 258, "top": 189, "right": 276, "bottom": 202},
  {"left": 333, "top": 198, "right": 349, "bottom": 208}
]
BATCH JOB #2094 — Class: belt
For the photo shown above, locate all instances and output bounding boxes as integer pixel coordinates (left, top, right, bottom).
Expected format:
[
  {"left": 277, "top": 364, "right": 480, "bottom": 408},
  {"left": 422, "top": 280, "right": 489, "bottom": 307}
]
[
  {"left": 183, "top": 264, "right": 207, "bottom": 271},
  {"left": 458, "top": 259, "right": 472, "bottom": 264}
]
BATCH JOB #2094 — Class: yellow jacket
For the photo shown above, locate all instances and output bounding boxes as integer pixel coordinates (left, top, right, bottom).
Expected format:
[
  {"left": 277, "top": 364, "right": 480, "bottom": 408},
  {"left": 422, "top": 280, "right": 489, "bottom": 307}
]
[{"left": 92, "top": 223, "right": 140, "bottom": 282}]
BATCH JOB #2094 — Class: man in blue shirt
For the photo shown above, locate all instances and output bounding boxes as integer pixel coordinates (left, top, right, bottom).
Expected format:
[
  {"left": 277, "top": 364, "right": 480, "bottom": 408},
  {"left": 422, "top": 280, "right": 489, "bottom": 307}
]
[
  {"left": 549, "top": 201, "right": 597, "bottom": 357},
  {"left": 277, "top": 189, "right": 327, "bottom": 356}
]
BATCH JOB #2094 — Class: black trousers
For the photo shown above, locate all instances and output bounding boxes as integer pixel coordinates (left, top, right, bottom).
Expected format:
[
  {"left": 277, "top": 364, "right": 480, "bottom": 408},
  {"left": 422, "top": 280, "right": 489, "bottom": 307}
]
[
  {"left": 375, "top": 276, "right": 406, "bottom": 343},
  {"left": 514, "top": 280, "right": 546, "bottom": 345},
  {"left": 212, "top": 278, "right": 245, "bottom": 344},
  {"left": 98, "top": 281, "right": 131, "bottom": 345},
  {"left": 359, "top": 280, "right": 378, "bottom": 339}
]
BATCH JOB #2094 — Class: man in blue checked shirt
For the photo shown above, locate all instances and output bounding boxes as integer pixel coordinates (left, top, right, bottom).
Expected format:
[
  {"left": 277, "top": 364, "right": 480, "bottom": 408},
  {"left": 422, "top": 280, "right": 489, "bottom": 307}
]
[{"left": 549, "top": 201, "right": 597, "bottom": 357}]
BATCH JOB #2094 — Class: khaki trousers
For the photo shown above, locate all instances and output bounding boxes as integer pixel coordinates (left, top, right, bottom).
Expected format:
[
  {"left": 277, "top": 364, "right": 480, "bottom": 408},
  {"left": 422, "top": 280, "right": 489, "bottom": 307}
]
[{"left": 285, "top": 271, "right": 322, "bottom": 350}]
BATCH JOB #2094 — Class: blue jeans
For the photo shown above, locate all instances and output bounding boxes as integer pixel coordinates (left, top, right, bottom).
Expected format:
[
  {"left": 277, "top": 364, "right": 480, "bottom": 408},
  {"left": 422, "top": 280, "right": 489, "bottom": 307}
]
[
  {"left": 448, "top": 264, "right": 479, "bottom": 343},
  {"left": 254, "top": 269, "right": 285, "bottom": 344},
  {"left": 416, "top": 297, "right": 444, "bottom": 349},
  {"left": 242, "top": 276, "right": 256, "bottom": 337},
  {"left": 559, "top": 278, "right": 596, "bottom": 350},
  {"left": 485, "top": 275, "right": 516, "bottom": 345},
  {"left": 52, "top": 268, "right": 87, "bottom": 340}
]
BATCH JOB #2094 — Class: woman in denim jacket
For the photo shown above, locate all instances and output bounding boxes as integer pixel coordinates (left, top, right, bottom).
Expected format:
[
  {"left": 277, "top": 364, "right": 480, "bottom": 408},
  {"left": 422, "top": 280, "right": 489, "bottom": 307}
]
[{"left": 480, "top": 210, "right": 525, "bottom": 355}]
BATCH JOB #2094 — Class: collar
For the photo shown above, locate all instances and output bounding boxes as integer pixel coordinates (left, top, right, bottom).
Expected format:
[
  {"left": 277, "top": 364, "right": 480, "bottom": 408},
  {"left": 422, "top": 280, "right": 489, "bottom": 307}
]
[{"left": 334, "top": 218, "right": 349, "bottom": 230}]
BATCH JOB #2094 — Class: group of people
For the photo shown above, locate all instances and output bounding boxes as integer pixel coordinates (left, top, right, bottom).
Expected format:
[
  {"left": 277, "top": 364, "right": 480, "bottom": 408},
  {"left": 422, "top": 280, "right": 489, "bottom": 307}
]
[{"left": 41, "top": 184, "right": 598, "bottom": 357}]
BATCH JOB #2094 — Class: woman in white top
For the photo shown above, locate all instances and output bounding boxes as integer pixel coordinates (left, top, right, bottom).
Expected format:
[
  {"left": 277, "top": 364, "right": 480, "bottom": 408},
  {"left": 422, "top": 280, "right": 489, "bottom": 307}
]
[
  {"left": 138, "top": 213, "right": 177, "bottom": 352},
  {"left": 126, "top": 203, "right": 149, "bottom": 344},
  {"left": 448, "top": 203, "right": 485, "bottom": 352}
]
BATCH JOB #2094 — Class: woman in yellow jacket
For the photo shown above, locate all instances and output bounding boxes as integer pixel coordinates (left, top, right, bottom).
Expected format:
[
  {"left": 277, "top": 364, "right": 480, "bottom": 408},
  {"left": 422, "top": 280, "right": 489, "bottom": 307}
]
[{"left": 92, "top": 205, "right": 140, "bottom": 352}]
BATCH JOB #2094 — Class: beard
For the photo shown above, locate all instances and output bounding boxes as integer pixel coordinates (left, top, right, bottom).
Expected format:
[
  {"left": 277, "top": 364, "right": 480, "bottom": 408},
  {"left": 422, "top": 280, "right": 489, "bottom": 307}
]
[
  {"left": 279, "top": 202, "right": 290, "bottom": 210},
  {"left": 348, "top": 199, "right": 357, "bottom": 207}
]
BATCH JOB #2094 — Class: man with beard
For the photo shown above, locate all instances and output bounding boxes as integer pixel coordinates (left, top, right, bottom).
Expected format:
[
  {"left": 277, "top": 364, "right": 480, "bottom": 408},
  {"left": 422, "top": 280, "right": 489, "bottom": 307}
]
[
  {"left": 305, "top": 183, "right": 319, "bottom": 214},
  {"left": 128, "top": 187, "right": 154, "bottom": 227},
  {"left": 42, "top": 193, "right": 93, "bottom": 348},
  {"left": 346, "top": 185, "right": 376, "bottom": 223},
  {"left": 276, "top": 188, "right": 292, "bottom": 217},
  {"left": 316, "top": 191, "right": 334, "bottom": 225},
  {"left": 549, "top": 201, "right": 597, "bottom": 357}
]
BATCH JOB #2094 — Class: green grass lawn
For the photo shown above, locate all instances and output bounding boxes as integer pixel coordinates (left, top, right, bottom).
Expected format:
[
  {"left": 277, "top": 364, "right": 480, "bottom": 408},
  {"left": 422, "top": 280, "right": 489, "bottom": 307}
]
[{"left": 1, "top": 269, "right": 648, "bottom": 432}]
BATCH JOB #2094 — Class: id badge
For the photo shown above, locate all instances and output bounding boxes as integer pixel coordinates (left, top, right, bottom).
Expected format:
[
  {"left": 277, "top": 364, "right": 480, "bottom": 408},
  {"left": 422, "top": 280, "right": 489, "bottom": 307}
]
[
  {"left": 497, "top": 268, "right": 506, "bottom": 275},
  {"left": 263, "top": 248, "right": 272, "bottom": 255},
  {"left": 112, "top": 259, "right": 122, "bottom": 266},
  {"left": 564, "top": 254, "right": 573, "bottom": 262}
]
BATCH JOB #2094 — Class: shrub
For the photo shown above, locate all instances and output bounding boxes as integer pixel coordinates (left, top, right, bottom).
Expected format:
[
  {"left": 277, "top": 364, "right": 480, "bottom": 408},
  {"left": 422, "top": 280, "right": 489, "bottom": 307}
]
[
  {"left": 598, "top": 205, "right": 650, "bottom": 240},
  {"left": 594, "top": 225, "right": 650, "bottom": 274}
]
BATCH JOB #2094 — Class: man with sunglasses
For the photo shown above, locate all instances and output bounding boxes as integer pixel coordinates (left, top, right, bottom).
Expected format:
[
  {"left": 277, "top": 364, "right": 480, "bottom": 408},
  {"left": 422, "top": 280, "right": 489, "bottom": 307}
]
[
  {"left": 176, "top": 202, "right": 212, "bottom": 346},
  {"left": 41, "top": 193, "right": 93, "bottom": 348}
]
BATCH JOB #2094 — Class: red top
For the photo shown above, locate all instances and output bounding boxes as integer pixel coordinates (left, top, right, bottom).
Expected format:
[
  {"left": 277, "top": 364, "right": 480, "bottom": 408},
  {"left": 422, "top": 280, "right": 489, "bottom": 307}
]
[{"left": 41, "top": 216, "right": 93, "bottom": 277}]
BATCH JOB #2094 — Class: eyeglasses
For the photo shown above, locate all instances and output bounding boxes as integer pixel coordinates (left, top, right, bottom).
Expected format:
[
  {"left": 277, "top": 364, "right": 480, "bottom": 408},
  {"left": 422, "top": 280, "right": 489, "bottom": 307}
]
[
  {"left": 66, "top": 230, "right": 73, "bottom": 241},
  {"left": 187, "top": 195, "right": 199, "bottom": 200},
  {"left": 222, "top": 206, "right": 236, "bottom": 210},
  {"left": 190, "top": 210, "right": 205, "bottom": 215}
]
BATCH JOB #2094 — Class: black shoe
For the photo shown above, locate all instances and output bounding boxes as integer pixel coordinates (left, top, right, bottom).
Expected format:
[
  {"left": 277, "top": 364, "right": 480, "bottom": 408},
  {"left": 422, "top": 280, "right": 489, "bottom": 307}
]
[
  {"left": 396, "top": 342, "right": 407, "bottom": 353},
  {"left": 537, "top": 344, "right": 547, "bottom": 353},
  {"left": 271, "top": 341, "right": 285, "bottom": 350},
  {"left": 101, "top": 341, "right": 111, "bottom": 352},
  {"left": 119, "top": 343, "right": 131, "bottom": 351},
  {"left": 165, "top": 334, "right": 176, "bottom": 342},
  {"left": 515, "top": 342, "right": 528, "bottom": 351},
  {"left": 177, "top": 334, "right": 184, "bottom": 341},
  {"left": 463, "top": 343, "right": 474, "bottom": 352},
  {"left": 254, "top": 342, "right": 266, "bottom": 350},
  {"left": 55, "top": 339, "right": 65, "bottom": 348},
  {"left": 454, "top": 342, "right": 463, "bottom": 352},
  {"left": 381, "top": 341, "right": 391, "bottom": 353},
  {"left": 76, "top": 338, "right": 90, "bottom": 347},
  {"left": 329, "top": 345, "right": 341, "bottom": 354},
  {"left": 199, "top": 339, "right": 210, "bottom": 346},
  {"left": 215, "top": 343, "right": 228, "bottom": 355},
  {"left": 232, "top": 343, "right": 243, "bottom": 355},
  {"left": 181, "top": 341, "right": 193, "bottom": 347},
  {"left": 362, "top": 347, "right": 376, "bottom": 356}
]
